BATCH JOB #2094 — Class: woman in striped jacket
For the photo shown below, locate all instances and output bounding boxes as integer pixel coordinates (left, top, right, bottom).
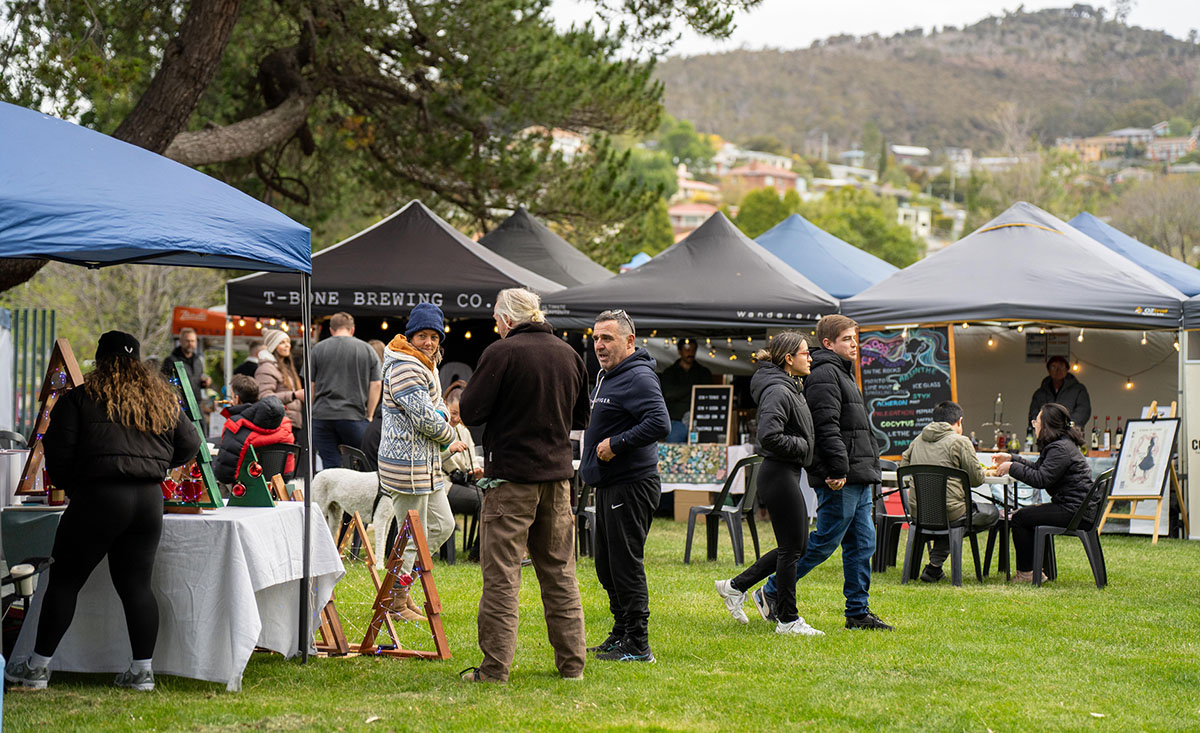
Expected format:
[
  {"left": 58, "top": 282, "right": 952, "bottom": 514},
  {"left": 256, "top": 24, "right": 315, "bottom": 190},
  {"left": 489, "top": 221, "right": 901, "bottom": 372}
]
[{"left": 379, "top": 303, "right": 456, "bottom": 620}]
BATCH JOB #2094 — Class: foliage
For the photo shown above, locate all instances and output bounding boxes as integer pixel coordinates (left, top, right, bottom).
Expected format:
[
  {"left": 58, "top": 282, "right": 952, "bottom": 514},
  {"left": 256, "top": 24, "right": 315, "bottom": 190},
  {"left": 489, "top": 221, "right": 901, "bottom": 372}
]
[
  {"left": 619, "top": 146, "right": 678, "bottom": 199},
  {"left": 1167, "top": 116, "right": 1194, "bottom": 137},
  {"left": 656, "top": 114, "right": 718, "bottom": 170},
  {"left": 741, "top": 133, "right": 786, "bottom": 154},
  {"left": 801, "top": 187, "right": 924, "bottom": 267},
  {"left": 655, "top": 7, "right": 1200, "bottom": 154},
  {"left": 965, "top": 147, "right": 1113, "bottom": 231},
  {"left": 6, "top": 522, "right": 1200, "bottom": 730},
  {"left": 1105, "top": 175, "right": 1200, "bottom": 265},
  {"left": 734, "top": 187, "right": 792, "bottom": 238},
  {"left": 600, "top": 198, "right": 675, "bottom": 268}
]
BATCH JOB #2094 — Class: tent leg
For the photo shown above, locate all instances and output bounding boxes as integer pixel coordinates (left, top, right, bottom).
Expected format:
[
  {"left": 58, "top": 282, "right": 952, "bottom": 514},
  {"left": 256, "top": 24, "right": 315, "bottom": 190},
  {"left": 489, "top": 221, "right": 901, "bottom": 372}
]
[
  {"left": 299, "top": 273, "right": 313, "bottom": 662},
  {"left": 223, "top": 286, "right": 233, "bottom": 395}
]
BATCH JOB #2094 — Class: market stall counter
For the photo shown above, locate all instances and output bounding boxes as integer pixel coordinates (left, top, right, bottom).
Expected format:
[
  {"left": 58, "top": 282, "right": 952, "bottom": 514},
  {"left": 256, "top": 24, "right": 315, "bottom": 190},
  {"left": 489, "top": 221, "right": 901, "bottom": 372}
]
[{"left": 10, "top": 502, "right": 342, "bottom": 691}]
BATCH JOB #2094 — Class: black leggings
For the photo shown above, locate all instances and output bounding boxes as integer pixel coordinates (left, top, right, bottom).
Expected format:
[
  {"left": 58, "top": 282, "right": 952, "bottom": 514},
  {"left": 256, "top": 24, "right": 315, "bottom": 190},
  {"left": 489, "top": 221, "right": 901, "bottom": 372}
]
[
  {"left": 1011, "top": 502, "right": 1092, "bottom": 572},
  {"left": 35, "top": 482, "right": 164, "bottom": 660},
  {"left": 732, "top": 459, "right": 808, "bottom": 623}
]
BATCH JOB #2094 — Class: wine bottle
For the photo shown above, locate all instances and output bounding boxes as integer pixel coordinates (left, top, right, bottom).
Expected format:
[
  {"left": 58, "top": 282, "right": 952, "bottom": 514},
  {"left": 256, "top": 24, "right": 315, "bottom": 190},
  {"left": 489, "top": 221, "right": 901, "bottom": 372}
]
[
  {"left": 1103, "top": 416, "right": 1111, "bottom": 451},
  {"left": 970, "top": 431, "right": 978, "bottom": 450},
  {"left": 1115, "top": 416, "right": 1124, "bottom": 450},
  {"left": 1090, "top": 416, "right": 1099, "bottom": 450}
]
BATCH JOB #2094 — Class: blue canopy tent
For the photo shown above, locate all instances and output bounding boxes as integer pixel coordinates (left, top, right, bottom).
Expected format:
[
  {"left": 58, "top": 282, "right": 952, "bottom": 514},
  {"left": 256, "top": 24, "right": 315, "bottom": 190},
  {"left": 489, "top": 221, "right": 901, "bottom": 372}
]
[
  {"left": 0, "top": 101, "right": 318, "bottom": 660},
  {"left": 1069, "top": 212, "right": 1200, "bottom": 298},
  {"left": 755, "top": 214, "right": 898, "bottom": 298}
]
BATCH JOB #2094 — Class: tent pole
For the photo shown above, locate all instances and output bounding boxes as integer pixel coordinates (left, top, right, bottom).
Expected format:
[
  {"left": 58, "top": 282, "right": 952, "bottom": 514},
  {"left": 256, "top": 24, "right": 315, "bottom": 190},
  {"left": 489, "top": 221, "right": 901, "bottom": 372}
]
[
  {"left": 299, "top": 273, "right": 313, "bottom": 661},
  {"left": 223, "top": 284, "right": 233, "bottom": 395},
  {"left": 1180, "top": 326, "right": 1193, "bottom": 539}
]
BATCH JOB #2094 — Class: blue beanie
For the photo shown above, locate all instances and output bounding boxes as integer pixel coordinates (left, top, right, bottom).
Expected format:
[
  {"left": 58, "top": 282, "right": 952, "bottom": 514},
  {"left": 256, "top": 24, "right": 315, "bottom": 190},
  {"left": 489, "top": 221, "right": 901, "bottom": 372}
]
[{"left": 405, "top": 302, "right": 445, "bottom": 340}]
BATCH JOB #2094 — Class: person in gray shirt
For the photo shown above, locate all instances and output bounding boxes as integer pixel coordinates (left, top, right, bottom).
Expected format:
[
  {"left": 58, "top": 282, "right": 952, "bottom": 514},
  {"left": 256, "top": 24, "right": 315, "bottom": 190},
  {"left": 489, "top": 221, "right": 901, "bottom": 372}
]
[{"left": 311, "top": 311, "right": 382, "bottom": 469}]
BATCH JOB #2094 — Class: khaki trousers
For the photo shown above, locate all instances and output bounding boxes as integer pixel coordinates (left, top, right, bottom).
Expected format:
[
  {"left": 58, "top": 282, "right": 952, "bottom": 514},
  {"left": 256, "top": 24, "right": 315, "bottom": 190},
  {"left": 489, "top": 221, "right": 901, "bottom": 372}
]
[
  {"left": 477, "top": 479, "right": 585, "bottom": 682},
  {"left": 390, "top": 487, "right": 455, "bottom": 573}
]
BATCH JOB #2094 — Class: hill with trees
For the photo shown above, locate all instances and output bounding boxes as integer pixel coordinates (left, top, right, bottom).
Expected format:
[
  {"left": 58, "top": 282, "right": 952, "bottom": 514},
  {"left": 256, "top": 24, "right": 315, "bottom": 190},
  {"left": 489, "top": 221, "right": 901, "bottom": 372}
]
[{"left": 656, "top": 5, "right": 1200, "bottom": 154}]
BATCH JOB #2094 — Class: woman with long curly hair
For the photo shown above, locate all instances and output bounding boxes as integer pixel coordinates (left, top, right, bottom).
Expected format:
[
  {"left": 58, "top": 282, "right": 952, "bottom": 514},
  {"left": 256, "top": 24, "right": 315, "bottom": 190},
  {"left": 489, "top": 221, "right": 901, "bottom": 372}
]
[{"left": 5, "top": 331, "right": 199, "bottom": 691}]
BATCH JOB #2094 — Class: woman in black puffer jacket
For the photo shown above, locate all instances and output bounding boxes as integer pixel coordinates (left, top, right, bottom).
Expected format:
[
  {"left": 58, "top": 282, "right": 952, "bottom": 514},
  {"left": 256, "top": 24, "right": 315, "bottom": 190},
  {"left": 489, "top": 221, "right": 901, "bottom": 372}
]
[
  {"left": 715, "top": 332, "right": 822, "bottom": 636},
  {"left": 5, "top": 331, "right": 199, "bottom": 691},
  {"left": 994, "top": 402, "right": 1095, "bottom": 583}
]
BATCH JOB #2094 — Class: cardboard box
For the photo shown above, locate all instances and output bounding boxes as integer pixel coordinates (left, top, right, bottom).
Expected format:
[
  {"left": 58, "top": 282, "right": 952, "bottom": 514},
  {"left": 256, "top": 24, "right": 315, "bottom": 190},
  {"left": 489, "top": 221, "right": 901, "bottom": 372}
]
[{"left": 673, "top": 488, "right": 718, "bottom": 523}]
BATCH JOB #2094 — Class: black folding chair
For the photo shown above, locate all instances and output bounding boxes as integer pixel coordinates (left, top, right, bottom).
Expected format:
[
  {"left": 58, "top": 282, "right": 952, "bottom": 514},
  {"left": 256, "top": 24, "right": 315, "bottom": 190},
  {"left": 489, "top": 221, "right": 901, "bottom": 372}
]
[
  {"left": 683, "top": 455, "right": 764, "bottom": 565},
  {"left": 254, "top": 443, "right": 301, "bottom": 483},
  {"left": 1032, "top": 469, "right": 1115, "bottom": 588},
  {"left": 899, "top": 465, "right": 992, "bottom": 586}
]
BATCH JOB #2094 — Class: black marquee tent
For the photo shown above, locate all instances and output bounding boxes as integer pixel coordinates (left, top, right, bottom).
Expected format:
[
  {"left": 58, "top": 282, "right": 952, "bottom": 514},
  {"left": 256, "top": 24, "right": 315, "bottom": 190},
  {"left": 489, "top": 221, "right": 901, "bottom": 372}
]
[
  {"left": 841, "top": 202, "right": 1186, "bottom": 330},
  {"left": 478, "top": 207, "right": 612, "bottom": 287},
  {"left": 542, "top": 211, "right": 838, "bottom": 331},
  {"left": 226, "top": 200, "right": 562, "bottom": 320}
]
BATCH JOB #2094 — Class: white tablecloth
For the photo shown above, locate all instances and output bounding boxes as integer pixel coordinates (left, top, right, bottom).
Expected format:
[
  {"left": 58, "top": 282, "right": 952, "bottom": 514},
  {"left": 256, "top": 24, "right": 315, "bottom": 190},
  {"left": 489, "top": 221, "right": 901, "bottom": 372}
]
[{"left": 12, "top": 503, "right": 343, "bottom": 691}]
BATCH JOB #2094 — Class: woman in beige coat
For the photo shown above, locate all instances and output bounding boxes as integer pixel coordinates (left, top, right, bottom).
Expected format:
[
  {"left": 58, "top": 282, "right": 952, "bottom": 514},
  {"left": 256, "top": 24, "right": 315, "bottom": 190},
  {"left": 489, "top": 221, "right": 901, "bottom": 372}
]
[{"left": 255, "top": 328, "right": 305, "bottom": 444}]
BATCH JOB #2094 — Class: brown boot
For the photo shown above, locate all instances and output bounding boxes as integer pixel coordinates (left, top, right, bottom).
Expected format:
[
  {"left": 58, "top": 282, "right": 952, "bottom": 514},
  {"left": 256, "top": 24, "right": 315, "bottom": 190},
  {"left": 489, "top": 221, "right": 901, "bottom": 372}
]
[{"left": 394, "top": 588, "right": 426, "bottom": 622}]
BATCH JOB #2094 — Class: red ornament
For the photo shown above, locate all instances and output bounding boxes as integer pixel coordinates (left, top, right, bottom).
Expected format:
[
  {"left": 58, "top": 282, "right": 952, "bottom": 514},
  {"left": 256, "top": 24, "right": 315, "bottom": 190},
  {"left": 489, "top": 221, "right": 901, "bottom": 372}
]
[
  {"left": 160, "top": 480, "right": 174, "bottom": 500},
  {"left": 398, "top": 573, "right": 413, "bottom": 587},
  {"left": 189, "top": 463, "right": 203, "bottom": 479},
  {"left": 247, "top": 462, "right": 263, "bottom": 478},
  {"left": 231, "top": 482, "right": 246, "bottom": 497},
  {"left": 182, "top": 480, "right": 203, "bottom": 503}
]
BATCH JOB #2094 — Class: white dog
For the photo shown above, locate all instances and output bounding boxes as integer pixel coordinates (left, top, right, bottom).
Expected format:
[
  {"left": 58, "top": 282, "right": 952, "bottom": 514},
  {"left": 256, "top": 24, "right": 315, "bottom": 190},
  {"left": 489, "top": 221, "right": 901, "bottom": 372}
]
[{"left": 311, "top": 468, "right": 394, "bottom": 568}]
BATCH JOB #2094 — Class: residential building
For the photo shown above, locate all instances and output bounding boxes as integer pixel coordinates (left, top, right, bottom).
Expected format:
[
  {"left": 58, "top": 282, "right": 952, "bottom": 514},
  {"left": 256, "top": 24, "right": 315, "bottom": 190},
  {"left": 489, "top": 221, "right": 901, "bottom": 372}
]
[
  {"left": 890, "top": 144, "right": 931, "bottom": 166},
  {"left": 672, "top": 164, "right": 720, "bottom": 203},
  {"left": 838, "top": 149, "right": 867, "bottom": 167},
  {"left": 668, "top": 202, "right": 719, "bottom": 237},
  {"left": 897, "top": 204, "right": 932, "bottom": 239},
  {"left": 712, "top": 143, "right": 794, "bottom": 175},
  {"left": 1057, "top": 135, "right": 1126, "bottom": 163},
  {"left": 826, "top": 164, "right": 877, "bottom": 183},
  {"left": 1107, "top": 127, "right": 1156, "bottom": 145},
  {"left": 1146, "top": 130, "right": 1198, "bottom": 163},
  {"left": 724, "top": 160, "right": 800, "bottom": 195}
]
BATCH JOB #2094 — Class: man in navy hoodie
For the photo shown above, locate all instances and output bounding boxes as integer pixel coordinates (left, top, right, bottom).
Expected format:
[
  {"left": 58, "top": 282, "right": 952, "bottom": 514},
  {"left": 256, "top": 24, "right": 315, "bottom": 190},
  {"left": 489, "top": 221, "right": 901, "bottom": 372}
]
[{"left": 581, "top": 309, "right": 670, "bottom": 663}]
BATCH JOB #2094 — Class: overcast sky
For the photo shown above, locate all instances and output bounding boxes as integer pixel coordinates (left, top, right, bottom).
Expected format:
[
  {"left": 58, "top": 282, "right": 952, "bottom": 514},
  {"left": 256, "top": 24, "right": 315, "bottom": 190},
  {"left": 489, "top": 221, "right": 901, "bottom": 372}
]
[{"left": 551, "top": 1, "right": 1200, "bottom": 57}]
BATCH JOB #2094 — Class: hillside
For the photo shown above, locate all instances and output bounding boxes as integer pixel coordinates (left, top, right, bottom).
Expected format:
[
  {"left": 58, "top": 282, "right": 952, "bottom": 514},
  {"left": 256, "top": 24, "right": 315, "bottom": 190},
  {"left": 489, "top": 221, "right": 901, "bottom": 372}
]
[{"left": 655, "top": 6, "right": 1200, "bottom": 155}]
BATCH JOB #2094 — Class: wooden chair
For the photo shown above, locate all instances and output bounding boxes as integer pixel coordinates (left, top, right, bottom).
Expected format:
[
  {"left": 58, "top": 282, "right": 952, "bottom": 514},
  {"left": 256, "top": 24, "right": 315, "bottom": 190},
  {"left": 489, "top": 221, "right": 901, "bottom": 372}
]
[{"left": 683, "top": 455, "right": 764, "bottom": 565}]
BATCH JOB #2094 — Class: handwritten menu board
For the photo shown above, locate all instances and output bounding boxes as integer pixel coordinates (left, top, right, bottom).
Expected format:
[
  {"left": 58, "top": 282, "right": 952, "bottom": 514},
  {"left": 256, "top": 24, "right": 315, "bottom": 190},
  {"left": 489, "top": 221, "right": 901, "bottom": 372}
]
[
  {"left": 858, "top": 326, "right": 956, "bottom": 458},
  {"left": 689, "top": 385, "right": 734, "bottom": 445}
]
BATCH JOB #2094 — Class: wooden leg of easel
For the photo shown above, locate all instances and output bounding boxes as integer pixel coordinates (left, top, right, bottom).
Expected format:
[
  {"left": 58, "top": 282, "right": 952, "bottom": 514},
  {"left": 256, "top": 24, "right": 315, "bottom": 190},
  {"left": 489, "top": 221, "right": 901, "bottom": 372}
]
[
  {"left": 1171, "top": 464, "right": 1190, "bottom": 535},
  {"left": 1151, "top": 496, "right": 1164, "bottom": 545},
  {"left": 1098, "top": 499, "right": 1115, "bottom": 533}
]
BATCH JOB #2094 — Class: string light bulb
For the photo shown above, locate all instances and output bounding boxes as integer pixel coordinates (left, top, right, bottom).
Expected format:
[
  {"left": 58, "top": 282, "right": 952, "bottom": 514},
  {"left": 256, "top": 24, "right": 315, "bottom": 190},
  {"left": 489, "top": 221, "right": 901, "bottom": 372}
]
[
  {"left": 226, "top": 321, "right": 234, "bottom": 330},
  {"left": 1077, "top": 329, "right": 1084, "bottom": 342},
  {"left": 1016, "top": 325, "right": 1024, "bottom": 333},
  {"left": 464, "top": 331, "right": 472, "bottom": 339},
  {"left": 280, "top": 322, "right": 289, "bottom": 332},
  {"left": 268, "top": 319, "right": 277, "bottom": 326},
  {"left": 1141, "top": 331, "right": 1148, "bottom": 346},
  {"left": 1072, "top": 361, "right": 1080, "bottom": 372},
  {"left": 987, "top": 336, "right": 995, "bottom": 348},
  {"left": 255, "top": 321, "right": 263, "bottom": 330},
  {"left": 380, "top": 319, "right": 388, "bottom": 330},
  {"left": 1125, "top": 378, "right": 1134, "bottom": 390},
  {"left": 237, "top": 318, "right": 246, "bottom": 327},
  {"left": 961, "top": 322, "right": 969, "bottom": 329},
  {"left": 444, "top": 325, "right": 450, "bottom": 333},
  {"left": 1174, "top": 338, "right": 1181, "bottom": 352}
]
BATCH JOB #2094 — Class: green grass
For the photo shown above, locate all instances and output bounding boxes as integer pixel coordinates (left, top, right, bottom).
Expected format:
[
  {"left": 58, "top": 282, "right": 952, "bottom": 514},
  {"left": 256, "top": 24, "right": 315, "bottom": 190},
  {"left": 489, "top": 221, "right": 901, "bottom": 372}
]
[{"left": 6, "top": 519, "right": 1200, "bottom": 731}]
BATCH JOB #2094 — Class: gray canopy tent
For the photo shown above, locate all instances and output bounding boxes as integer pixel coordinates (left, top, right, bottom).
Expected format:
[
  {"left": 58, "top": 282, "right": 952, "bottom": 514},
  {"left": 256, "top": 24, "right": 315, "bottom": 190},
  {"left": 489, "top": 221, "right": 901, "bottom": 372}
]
[
  {"left": 478, "top": 207, "right": 612, "bottom": 287},
  {"left": 543, "top": 211, "right": 838, "bottom": 332}
]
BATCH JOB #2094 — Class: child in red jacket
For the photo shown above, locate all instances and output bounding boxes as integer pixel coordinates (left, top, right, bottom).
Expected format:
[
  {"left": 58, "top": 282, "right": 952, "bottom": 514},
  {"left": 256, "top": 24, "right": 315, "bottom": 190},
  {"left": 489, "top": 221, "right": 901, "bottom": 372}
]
[{"left": 214, "top": 375, "right": 294, "bottom": 484}]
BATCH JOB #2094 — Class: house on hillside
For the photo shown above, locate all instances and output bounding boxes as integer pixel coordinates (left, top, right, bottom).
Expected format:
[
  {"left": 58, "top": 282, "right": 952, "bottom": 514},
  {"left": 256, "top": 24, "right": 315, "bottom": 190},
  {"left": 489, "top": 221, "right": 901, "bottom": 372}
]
[
  {"left": 838, "top": 149, "right": 867, "bottom": 167},
  {"left": 1111, "top": 167, "right": 1155, "bottom": 185},
  {"left": 826, "top": 164, "right": 877, "bottom": 183},
  {"left": 724, "top": 161, "right": 800, "bottom": 195},
  {"left": 1057, "top": 135, "right": 1126, "bottom": 163},
  {"left": 1107, "top": 127, "right": 1156, "bottom": 146},
  {"left": 668, "top": 202, "right": 719, "bottom": 237},
  {"left": 890, "top": 144, "right": 930, "bottom": 166},
  {"left": 712, "top": 143, "right": 794, "bottom": 175},
  {"left": 672, "top": 164, "right": 720, "bottom": 203},
  {"left": 1146, "top": 129, "right": 1199, "bottom": 163}
]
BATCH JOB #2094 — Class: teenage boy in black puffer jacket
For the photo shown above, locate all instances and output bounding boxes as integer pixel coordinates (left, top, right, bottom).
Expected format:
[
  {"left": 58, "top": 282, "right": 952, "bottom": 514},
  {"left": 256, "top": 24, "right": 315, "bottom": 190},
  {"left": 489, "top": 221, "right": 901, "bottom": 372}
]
[{"left": 756, "top": 315, "right": 893, "bottom": 631}]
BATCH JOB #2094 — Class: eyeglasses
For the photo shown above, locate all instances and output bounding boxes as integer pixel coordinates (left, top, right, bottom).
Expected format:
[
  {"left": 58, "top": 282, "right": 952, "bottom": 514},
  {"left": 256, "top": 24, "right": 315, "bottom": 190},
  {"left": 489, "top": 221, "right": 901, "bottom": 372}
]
[{"left": 596, "top": 309, "right": 636, "bottom": 335}]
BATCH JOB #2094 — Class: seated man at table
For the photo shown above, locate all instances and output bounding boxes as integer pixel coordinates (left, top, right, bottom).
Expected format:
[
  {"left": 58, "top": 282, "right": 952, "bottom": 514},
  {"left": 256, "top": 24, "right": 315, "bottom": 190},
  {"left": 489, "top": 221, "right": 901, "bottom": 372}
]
[
  {"left": 213, "top": 374, "right": 294, "bottom": 485},
  {"left": 898, "top": 400, "right": 997, "bottom": 583}
]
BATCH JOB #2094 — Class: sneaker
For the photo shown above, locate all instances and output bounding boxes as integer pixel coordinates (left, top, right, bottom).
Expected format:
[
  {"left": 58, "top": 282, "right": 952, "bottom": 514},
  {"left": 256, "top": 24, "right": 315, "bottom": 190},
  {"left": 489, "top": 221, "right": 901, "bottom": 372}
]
[
  {"left": 594, "top": 638, "right": 656, "bottom": 663},
  {"left": 5, "top": 660, "right": 50, "bottom": 690},
  {"left": 586, "top": 633, "right": 623, "bottom": 653},
  {"left": 114, "top": 668, "right": 155, "bottom": 691},
  {"left": 751, "top": 587, "right": 777, "bottom": 622},
  {"left": 845, "top": 612, "right": 894, "bottom": 631},
  {"left": 776, "top": 618, "right": 824, "bottom": 637},
  {"left": 1011, "top": 570, "right": 1048, "bottom": 584},
  {"left": 714, "top": 579, "right": 749, "bottom": 624},
  {"left": 919, "top": 564, "right": 945, "bottom": 583}
]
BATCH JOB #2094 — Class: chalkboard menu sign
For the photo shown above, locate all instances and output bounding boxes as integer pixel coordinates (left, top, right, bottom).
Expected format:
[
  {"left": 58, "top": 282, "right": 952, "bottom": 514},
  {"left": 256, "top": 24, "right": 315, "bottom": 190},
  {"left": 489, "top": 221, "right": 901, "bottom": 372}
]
[
  {"left": 689, "top": 385, "right": 734, "bottom": 445},
  {"left": 858, "top": 326, "right": 957, "bottom": 458}
]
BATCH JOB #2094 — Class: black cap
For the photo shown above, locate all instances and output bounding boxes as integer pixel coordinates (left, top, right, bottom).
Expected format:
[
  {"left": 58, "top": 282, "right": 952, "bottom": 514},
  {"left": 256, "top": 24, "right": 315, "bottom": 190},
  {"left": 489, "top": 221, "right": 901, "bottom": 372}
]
[{"left": 95, "top": 330, "right": 141, "bottom": 362}]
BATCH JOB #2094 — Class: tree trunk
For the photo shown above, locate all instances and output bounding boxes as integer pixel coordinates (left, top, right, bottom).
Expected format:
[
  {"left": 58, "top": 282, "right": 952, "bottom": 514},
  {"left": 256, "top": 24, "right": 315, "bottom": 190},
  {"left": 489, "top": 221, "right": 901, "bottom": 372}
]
[
  {"left": 112, "top": 0, "right": 244, "bottom": 153},
  {"left": 0, "top": 259, "right": 48, "bottom": 292},
  {"left": 164, "top": 93, "right": 314, "bottom": 166}
]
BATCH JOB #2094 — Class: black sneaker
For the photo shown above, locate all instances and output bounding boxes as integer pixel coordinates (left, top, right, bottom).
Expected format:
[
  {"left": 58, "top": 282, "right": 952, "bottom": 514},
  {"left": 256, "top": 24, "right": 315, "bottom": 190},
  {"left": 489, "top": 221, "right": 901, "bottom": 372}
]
[
  {"left": 586, "top": 633, "right": 623, "bottom": 654},
  {"left": 751, "top": 588, "right": 777, "bottom": 622},
  {"left": 919, "top": 564, "right": 945, "bottom": 583},
  {"left": 845, "top": 612, "right": 894, "bottom": 631},
  {"left": 594, "top": 638, "right": 656, "bottom": 663}
]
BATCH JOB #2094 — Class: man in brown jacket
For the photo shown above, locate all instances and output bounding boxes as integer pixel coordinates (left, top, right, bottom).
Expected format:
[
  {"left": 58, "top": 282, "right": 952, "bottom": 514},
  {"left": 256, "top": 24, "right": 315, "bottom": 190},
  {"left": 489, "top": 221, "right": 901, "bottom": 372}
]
[
  {"left": 458, "top": 288, "right": 590, "bottom": 682},
  {"left": 898, "top": 400, "right": 998, "bottom": 582}
]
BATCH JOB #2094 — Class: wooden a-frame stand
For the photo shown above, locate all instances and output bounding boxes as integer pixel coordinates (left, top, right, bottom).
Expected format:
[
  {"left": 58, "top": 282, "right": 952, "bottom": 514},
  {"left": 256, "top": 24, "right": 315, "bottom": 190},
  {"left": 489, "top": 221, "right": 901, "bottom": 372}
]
[
  {"left": 314, "top": 511, "right": 390, "bottom": 656},
  {"left": 358, "top": 509, "right": 451, "bottom": 660},
  {"left": 1097, "top": 401, "right": 1190, "bottom": 544},
  {"left": 163, "top": 361, "right": 223, "bottom": 511},
  {"left": 16, "top": 338, "right": 84, "bottom": 497}
]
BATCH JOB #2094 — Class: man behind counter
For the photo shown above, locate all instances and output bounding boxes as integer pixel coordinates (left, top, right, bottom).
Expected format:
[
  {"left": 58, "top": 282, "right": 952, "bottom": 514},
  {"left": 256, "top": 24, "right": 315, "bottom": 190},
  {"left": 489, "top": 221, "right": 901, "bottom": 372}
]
[
  {"left": 1028, "top": 355, "right": 1091, "bottom": 431},
  {"left": 658, "top": 339, "right": 713, "bottom": 443}
]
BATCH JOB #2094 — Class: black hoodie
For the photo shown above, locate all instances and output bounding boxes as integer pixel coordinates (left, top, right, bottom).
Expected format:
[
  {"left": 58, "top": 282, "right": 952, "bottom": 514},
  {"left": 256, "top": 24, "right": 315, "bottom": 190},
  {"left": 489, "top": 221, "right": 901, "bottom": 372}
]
[
  {"left": 750, "top": 361, "right": 814, "bottom": 466},
  {"left": 804, "top": 347, "right": 880, "bottom": 487},
  {"left": 581, "top": 347, "right": 671, "bottom": 487}
]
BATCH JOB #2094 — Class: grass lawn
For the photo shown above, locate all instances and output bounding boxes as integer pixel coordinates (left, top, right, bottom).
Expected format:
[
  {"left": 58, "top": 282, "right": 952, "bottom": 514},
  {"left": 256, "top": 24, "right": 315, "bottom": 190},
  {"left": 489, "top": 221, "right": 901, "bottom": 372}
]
[{"left": 5, "top": 517, "right": 1200, "bottom": 731}]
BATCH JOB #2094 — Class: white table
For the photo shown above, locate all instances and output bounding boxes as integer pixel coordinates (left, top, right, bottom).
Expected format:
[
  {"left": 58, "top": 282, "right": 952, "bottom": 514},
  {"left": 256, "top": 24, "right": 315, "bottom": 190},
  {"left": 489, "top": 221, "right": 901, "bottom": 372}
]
[{"left": 12, "top": 503, "right": 344, "bottom": 691}]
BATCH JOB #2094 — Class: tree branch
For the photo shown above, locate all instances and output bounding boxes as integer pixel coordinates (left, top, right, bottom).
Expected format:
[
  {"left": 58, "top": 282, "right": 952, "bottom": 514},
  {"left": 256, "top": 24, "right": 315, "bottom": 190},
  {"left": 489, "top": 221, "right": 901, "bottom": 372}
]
[{"left": 164, "top": 93, "right": 314, "bottom": 167}]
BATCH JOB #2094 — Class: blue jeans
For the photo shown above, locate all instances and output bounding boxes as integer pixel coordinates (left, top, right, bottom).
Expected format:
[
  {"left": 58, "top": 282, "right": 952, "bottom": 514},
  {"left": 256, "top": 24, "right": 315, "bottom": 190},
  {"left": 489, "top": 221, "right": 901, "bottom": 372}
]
[
  {"left": 312, "top": 418, "right": 368, "bottom": 470},
  {"left": 764, "top": 482, "right": 876, "bottom": 618}
]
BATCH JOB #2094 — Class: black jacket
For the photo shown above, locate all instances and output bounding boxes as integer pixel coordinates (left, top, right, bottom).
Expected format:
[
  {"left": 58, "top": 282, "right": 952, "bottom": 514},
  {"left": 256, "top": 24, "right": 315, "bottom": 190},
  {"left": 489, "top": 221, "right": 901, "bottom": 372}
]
[
  {"left": 460, "top": 322, "right": 589, "bottom": 482},
  {"left": 658, "top": 358, "right": 713, "bottom": 420},
  {"left": 43, "top": 387, "right": 199, "bottom": 496},
  {"left": 581, "top": 348, "right": 670, "bottom": 487},
  {"left": 750, "top": 361, "right": 814, "bottom": 467},
  {"left": 1009, "top": 436, "right": 1096, "bottom": 518},
  {"left": 162, "top": 346, "right": 206, "bottom": 399},
  {"left": 1028, "top": 373, "right": 1091, "bottom": 430},
  {"left": 804, "top": 347, "right": 880, "bottom": 487},
  {"left": 213, "top": 396, "right": 292, "bottom": 483}
]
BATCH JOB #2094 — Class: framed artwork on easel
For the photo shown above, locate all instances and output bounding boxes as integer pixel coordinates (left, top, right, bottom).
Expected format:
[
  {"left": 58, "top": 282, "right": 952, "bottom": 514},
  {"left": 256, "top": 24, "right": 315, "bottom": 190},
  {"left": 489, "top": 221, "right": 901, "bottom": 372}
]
[{"left": 1099, "top": 417, "right": 1188, "bottom": 544}]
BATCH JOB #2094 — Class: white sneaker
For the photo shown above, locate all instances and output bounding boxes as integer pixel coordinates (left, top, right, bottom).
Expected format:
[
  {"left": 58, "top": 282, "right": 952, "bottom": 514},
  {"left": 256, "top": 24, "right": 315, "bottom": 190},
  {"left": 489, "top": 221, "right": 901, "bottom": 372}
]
[
  {"left": 714, "top": 579, "right": 749, "bottom": 624},
  {"left": 776, "top": 617, "right": 824, "bottom": 637}
]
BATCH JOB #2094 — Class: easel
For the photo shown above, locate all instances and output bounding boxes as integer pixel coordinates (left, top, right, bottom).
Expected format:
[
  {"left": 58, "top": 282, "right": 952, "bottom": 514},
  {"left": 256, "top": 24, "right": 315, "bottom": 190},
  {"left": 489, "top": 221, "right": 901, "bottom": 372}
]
[
  {"left": 315, "top": 511, "right": 390, "bottom": 656},
  {"left": 358, "top": 510, "right": 451, "bottom": 660},
  {"left": 15, "top": 338, "right": 85, "bottom": 498},
  {"left": 1097, "top": 401, "right": 1190, "bottom": 544}
]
